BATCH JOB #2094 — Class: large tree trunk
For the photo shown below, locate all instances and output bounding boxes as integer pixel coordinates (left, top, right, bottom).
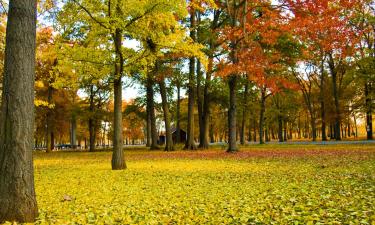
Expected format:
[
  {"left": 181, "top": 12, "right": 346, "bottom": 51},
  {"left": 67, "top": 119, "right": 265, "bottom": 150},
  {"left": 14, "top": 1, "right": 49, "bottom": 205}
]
[
  {"left": 159, "top": 80, "right": 174, "bottom": 151},
  {"left": 365, "top": 82, "right": 373, "bottom": 140},
  {"left": 0, "top": 0, "right": 38, "bottom": 222},
  {"left": 199, "top": 56, "right": 213, "bottom": 149},
  {"left": 328, "top": 54, "right": 341, "bottom": 140},
  {"left": 259, "top": 88, "right": 266, "bottom": 144},
  {"left": 146, "top": 74, "right": 159, "bottom": 150},
  {"left": 240, "top": 82, "right": 249, "bottom": 145},
  {"left": 111, "top": 28, "right": 126, "bottom": 170},
  {"left": 227, "top": 76, "right": 238, "bottom": 152},
  {"left": 185, "top": 8, "right": 197, "bottom": 150}
]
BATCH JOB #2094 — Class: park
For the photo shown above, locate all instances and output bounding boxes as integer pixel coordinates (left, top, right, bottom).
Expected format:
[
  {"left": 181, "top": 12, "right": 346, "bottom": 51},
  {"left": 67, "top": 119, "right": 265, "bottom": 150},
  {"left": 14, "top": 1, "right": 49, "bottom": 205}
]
[{"left": 0, "top": 0, "right": 374, "bottom": 224}]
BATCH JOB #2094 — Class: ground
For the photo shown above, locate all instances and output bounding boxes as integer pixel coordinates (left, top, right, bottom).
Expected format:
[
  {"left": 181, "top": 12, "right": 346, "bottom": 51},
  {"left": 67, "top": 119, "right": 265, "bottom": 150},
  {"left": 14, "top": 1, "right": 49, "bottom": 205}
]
[{"left": 10, "top": 145, "right": 375, "bottom": 224}]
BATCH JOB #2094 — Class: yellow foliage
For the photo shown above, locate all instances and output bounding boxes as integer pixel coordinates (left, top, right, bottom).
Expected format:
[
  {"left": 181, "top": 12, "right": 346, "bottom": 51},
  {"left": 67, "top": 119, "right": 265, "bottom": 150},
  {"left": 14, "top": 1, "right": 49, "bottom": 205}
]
[{"left": 11, "top": 146, "right": 374, "bottom": 224}]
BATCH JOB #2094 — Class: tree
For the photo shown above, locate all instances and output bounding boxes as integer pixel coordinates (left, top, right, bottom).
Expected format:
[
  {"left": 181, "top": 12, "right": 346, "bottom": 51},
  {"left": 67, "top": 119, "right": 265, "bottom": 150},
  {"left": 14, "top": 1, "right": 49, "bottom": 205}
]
[
  {"left": 0, "top": 0, "right": 38, "bottom": 222},
  {"left": 286, "top": 0, "right": 362, "bottom": 140}
]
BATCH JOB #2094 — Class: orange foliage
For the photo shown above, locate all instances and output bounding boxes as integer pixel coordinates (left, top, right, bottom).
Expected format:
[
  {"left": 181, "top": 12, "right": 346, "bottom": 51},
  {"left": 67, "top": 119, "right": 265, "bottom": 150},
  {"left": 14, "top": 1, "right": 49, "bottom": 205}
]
[
  {"left": 285, "top": 0, "right": 362, "bottom": 59},
  {"left": 217, "top": 0, "right": 292, "bottom": 92}
]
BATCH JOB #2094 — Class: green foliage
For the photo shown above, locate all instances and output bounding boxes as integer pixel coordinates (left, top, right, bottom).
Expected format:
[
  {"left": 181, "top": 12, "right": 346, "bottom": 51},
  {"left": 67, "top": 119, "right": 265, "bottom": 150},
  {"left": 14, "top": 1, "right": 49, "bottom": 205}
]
[{"left": 18, "top": 146, "right": 375, "bottom": 224}]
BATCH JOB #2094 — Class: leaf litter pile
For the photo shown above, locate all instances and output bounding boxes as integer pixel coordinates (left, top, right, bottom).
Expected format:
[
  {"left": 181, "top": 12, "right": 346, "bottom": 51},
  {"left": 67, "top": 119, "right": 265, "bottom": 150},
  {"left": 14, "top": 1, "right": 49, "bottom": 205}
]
[{"left": 27, "top": 145, "right": 375, "bottom": 224}]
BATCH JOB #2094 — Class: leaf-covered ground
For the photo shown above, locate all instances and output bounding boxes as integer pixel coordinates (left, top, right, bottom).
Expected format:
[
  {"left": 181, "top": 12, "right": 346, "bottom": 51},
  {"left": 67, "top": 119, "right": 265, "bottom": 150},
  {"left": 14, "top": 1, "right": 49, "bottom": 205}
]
[{"left": 18, "top": 145, "right": 375, "bottom": 224}]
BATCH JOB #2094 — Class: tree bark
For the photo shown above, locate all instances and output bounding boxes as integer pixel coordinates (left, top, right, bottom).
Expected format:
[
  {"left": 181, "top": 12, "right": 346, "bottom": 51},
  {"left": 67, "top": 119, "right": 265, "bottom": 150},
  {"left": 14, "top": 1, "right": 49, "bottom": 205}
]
[
  {"left": 197, "top": 61, "right": 205, "bottom": 148},
  {"left": 185, "top": 8, "right": 197, "bottom": 150},
  {"left": 158, "top": 79, "right": 174, "bottom": 151},
  {"left": 0, "top": 0, "right": 38, "bottom": 222},
  {"left": 176, "top": 83, "right": 181, "bottom": 143},
  {"left": 89, "top": 85, "right": 96, "bottom": 152},
  {"left": 259, "top": 88, "right": 266, "bottom": 144},
  {"left": 70, "top": 114, "right": 77, "bottom": 149},
  {"left": 320, "top": 60, "right": 327, "bottom": 141},
  {"left": 111, "top": 27, "right": 126, "bottom": 170},
  {"left": 283, "top": 120, "right": 287, "bottom": 142},
  {"left": 46, "top": 85, "right": 53, "bottom": 153},
  {"left": 146, "top": 74, "right": 159, "bottom": 150},
  {"left": 240, "top": 82, "right": 249, "bottom": 145},
  {"left": 328, "top": 54, "right": 341, "bottom": 140},
  {"left": 146, "top": 111, "right": 151, "bottom": 147},
  {"left": 365, "top": 82, "right": 373, "bottom": 140},
  {"left": 227, "top": 75, "right": 238, "bottom": 152},
  {"left": 278, "top": 115, "right": 283, "bottom": 142}
]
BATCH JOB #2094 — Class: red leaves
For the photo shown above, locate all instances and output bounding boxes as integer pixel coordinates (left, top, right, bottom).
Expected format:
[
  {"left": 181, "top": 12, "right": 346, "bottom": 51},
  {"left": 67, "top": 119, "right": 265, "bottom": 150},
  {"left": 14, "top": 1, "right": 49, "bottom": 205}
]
[{"left": 285, "top": 0, "right": 361, "bottom": 58}]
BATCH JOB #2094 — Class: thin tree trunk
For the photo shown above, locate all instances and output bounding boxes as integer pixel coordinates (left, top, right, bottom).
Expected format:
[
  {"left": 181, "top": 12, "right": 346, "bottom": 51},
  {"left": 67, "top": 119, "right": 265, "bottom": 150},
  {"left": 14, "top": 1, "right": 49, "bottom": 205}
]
[
  {"left": 283, "top": 120, "right": 287, "bottom": 142},
  {"left": 259, "top": 88, "right": 266, "bottom": 144},
  {"left": 253, "top": 118, "right": 257, "bottom": 142},
  {"left": 89, "top": 85, "right": 96, "bottom": 152},
  {"left": 197, "top": 60, "right": 204, "bottom": 147},
  {"left": 146, "top": 111, "right": 151, "bottom": 147},
  {"left": 240, "top": 82, "right": 249, "bottom": 145},
  {"left": 0, "top": 0, "right": 38, "bottom": 222},
  {"left": 159, "top": 79, "right": 174, "bottom": 151},
  {"left": 278, "top": 115, "right": 283, "bottom": 142},
  {"left": 176, "top": 83, "right": 181, "bottom": 143},
  {"left": 70, "top": 114, "right": 77, "bottom": 149},
  {"left": 365, "top": 83, "right": 373, "bottom": 140},
  {"left": 227, "top": 75, "right": 238, "bottom": 152},
  {"left": 46, "top": 85, "right": 53, "bottom": 153},
  {"left": 147, "top": 74, "right": 159, "bottom": 150},
  {"left": 111, "top": 26, "right": 126, "bottom": 170},
  {"left": 320, "top": 59, "right": 327, "bottom": 141}
]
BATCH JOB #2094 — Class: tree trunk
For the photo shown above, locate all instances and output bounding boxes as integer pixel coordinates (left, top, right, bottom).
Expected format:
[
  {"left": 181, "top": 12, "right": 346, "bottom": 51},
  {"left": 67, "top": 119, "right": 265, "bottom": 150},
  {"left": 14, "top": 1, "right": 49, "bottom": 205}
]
[
  {"left": 111, "top": 27, "right": 126, "bottom": 170},
  {"left": 197, "top": 60, "right": 204, "bottom": 147},
  {"left": 146, "top": 111, "right": 151, "bottom": 147},
  {"left": 146, "top": 74, "right": 159, "bottom": 150},
  {"left": 176, "top": 83, "right": 181, "bottom": 143},
  {"left": 240, "top": 82, "right": 249, "bottom": 145},
  {"left": 365, "top": 83, "right": 373, "bottom": 140},
  {"left": 253, "top": 118, "right": 257, "bottom": 142},
  {"left": 159, "top": 80, "right": 174, "bottom": 151},
  {"left": 283, "top": 120, "right": 287, "bottom": 142},
  {"left": 89, "top": 85, "right": 96, "bottom": 152},
  {"left": 310, "top": 115, "right": 317, "bottom": 142},
  {"left": 185, "top": 8, "right": 197, "bottom": 150},
  {"left": 278, "top": 115, "right": 283, "bottom": 142},
  {"left": 70, "top": 114, "right": 77, "bottom": 149},
  {"left": 320, "top": 59, "right": 327, "bottom": 141},
  {"left": 199, "top": 57, "right": 213, "bottom": 149},
  {"left": 328, "top": 54, "right": 341, "bottom": 140},
  {"left": 0, "top": 0, "right": 38, "bottom": 222},
  {"left": 46, "top": 85, "right": 53, "bottom": 153},
  {"left": 259, "top": 88, "right": 266, "bottom": 144},
  {"left": 227, "top": 75, "right": 238, "bottom": 152}
]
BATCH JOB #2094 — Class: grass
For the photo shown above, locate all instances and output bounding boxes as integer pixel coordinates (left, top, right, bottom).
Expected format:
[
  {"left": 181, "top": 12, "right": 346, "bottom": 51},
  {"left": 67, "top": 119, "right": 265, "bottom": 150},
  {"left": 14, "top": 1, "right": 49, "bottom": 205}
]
[{"left": 12, "top": 145, "right": 375, "bottom": 224}]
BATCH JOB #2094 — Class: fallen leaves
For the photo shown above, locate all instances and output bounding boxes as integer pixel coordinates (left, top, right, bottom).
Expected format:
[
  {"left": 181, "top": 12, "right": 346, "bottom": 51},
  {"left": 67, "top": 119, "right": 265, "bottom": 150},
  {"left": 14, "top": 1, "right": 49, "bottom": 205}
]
[{"left": 28, "top": 145, "right": 375, "bottom": 224}]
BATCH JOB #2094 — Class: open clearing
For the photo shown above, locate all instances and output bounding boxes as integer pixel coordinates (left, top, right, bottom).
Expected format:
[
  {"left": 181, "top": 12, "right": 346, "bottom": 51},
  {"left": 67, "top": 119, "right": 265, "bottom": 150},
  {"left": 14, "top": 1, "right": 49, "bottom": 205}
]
[{"left": 29, "top": 145, "right": 375, "bottom": 224}]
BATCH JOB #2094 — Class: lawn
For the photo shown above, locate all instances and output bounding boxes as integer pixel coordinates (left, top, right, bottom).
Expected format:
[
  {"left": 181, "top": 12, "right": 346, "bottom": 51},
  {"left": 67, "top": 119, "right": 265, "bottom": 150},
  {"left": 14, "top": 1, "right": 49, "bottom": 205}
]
[{"left": 23, "top": 145, "right": 375, "bottom": 224}]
